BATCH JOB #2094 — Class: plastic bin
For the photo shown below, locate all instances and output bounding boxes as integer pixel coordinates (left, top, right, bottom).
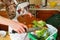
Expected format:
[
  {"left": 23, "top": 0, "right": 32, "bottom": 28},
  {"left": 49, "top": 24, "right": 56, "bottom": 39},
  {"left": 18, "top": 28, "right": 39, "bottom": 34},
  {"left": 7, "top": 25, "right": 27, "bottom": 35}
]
[{"left": 28, "top": 24, "right": 58, "bottom": 40}]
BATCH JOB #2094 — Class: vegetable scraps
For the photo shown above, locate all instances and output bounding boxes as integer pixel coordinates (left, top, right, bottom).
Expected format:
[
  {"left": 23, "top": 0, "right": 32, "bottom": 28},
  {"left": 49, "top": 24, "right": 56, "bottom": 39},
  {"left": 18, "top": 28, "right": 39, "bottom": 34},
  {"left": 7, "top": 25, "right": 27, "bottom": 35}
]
[{"left": 32, "top": 20, "right": 50, "bottom": 40}]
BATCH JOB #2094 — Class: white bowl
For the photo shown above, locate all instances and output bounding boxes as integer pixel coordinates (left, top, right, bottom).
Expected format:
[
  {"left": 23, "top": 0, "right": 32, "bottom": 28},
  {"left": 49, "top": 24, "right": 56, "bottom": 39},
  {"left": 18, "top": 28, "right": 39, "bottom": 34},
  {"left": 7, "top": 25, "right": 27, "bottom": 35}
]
[{"left": 0, "top": 30, "right": 6, "bottom": 37}]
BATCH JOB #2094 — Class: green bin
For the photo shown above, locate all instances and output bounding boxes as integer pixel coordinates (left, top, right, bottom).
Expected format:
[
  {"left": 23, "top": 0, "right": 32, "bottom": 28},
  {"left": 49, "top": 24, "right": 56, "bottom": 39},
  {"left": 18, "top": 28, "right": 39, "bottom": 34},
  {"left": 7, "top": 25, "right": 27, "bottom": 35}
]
[{"left": 28, "top": 24, "right": 58, "bottom": 40}]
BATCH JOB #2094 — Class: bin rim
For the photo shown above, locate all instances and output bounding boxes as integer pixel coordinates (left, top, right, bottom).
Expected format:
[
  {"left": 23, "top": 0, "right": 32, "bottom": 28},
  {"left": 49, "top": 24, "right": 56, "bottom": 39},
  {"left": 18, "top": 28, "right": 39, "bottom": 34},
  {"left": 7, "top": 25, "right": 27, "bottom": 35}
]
[{"left": 46, "top": 24, "right": 58, "bottom": 40}]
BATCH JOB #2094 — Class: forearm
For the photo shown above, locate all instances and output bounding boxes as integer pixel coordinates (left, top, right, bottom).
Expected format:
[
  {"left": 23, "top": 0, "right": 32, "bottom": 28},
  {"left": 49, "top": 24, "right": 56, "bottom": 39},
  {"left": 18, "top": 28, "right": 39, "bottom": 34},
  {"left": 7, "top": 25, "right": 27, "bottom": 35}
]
[{"left": 0, "top": 16, "right": 12, "bottom": 26}]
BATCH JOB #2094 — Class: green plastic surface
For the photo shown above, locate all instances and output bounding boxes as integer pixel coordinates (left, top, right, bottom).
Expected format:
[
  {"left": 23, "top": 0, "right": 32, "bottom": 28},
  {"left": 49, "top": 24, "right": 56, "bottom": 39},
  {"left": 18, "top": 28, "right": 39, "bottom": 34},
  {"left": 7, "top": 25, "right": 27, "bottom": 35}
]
[
  {"left": 28, "top": 33, "right": 38, "bottom": 40},
  {"left": 46, "top": 13, "right": 60, "bottom": 27}
]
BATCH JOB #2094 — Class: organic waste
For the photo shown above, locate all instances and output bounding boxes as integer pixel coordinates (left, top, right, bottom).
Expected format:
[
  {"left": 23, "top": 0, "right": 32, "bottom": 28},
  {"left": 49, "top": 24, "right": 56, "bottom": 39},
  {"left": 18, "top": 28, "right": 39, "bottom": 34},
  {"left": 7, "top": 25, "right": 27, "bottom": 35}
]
[{"left": 32, "top": 20, "right": 50, "bottom": 40}]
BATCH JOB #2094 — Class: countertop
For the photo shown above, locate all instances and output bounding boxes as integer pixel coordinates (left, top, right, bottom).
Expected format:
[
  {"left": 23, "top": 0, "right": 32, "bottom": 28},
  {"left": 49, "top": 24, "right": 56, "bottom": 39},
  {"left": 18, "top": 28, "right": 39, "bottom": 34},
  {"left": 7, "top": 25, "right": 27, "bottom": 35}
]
[{"left": 29, "top": 5, "right": 60, "bottom": 11}]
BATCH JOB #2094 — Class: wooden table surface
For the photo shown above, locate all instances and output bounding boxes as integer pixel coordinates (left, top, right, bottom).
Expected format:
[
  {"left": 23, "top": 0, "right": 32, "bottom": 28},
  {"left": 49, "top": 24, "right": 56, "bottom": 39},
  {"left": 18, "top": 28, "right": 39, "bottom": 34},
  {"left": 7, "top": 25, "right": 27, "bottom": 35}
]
[{"left": 0, "top": 35, "right": 11, "bottom": 40}]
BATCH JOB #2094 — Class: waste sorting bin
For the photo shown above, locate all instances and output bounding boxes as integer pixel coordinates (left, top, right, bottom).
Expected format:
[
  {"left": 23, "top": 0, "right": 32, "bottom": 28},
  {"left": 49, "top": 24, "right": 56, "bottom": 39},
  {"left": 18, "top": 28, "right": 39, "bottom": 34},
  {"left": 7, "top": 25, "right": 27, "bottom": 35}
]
[{"left": 28, "top": 24, "right": 58, "bottom": 40}]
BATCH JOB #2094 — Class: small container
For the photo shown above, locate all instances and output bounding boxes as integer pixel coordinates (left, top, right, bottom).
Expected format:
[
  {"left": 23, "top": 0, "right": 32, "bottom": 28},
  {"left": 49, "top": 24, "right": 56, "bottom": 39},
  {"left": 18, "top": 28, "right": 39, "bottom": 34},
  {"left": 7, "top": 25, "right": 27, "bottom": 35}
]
[
  {"left": 49, "top": 1, "right": 57, "bottom": 8},
  {"left": 0, "top": 30, "right": 6, "bottom": 37}
]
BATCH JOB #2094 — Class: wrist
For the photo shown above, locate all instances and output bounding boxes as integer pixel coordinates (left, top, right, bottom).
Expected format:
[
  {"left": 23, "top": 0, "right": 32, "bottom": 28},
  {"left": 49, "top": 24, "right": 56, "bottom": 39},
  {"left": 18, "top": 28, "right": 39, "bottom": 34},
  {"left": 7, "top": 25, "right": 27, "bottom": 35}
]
[{"left": 0, "top": 16, "right": 12, "bottom": 26}]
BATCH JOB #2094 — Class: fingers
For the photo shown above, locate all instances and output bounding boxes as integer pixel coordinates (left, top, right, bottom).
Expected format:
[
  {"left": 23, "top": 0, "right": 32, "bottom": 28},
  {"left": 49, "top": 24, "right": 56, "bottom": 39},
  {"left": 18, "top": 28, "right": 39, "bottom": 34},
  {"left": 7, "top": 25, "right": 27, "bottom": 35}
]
[
  {"left": 12, "top": 20, "right": 28, "bottom": 33},
  {"left": 13, "top": 27, "right": 25, "bottom": 34},
  {"left": 18, "top": 26, "right": 25, "bottom": 33},
  {"left": 13, "top": 29, "right": 21, "bottom": 34},
  {"left": 20, "top": 23, "right": 28, "bottom": 30},
  {"left": 13, "top": 21, "right": 28, "bottom": 30}
]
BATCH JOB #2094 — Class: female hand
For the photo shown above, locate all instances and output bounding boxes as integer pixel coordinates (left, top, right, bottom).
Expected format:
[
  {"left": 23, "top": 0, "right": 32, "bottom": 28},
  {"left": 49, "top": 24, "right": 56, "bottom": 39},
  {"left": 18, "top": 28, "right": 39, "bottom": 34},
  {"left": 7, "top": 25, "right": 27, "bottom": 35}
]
[
  {"left": 0, "top": 16, "right": 28, "bottom": 34},
  {"left": 10, "top": 21, "right": 28, "bottom": 34}
]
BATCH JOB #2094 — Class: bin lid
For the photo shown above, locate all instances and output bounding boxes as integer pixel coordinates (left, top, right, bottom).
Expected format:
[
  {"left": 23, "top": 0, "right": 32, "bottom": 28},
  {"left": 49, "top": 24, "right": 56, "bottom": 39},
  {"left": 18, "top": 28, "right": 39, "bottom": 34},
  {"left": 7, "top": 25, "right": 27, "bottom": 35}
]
[{"left": 46, "top": 13, "right": 60, "bottom": 27}]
